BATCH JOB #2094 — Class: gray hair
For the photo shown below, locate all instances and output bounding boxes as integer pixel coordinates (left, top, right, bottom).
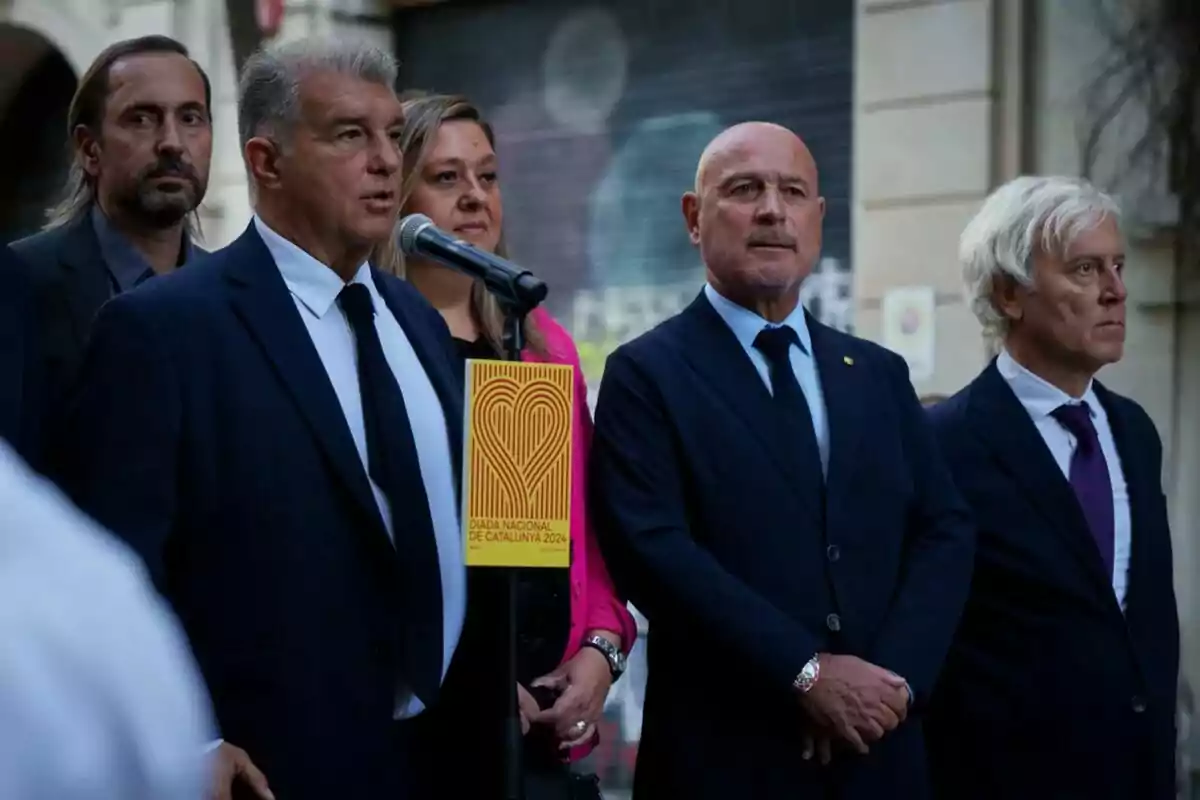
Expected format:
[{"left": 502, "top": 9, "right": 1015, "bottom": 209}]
[
  {"left": 959, "top": 175, "right": 1122, "bottom": 347},
  {"left": 236, "top": 37, "right": 399, "bottom": 149}
]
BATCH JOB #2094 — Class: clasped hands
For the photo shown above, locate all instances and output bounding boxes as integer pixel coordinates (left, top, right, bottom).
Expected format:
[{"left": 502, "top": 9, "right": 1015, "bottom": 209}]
[
  {"left": 517, "top": 644, "right": 614, "bottom": 750},
  {"left": 798, "top": 653, "right": 910, "bottom": 765}
]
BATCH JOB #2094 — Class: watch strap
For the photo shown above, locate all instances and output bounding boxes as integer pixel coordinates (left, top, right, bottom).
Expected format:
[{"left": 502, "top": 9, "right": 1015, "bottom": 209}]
[{"left": 582, "top": 634, "right": 624, "bottom": 678}]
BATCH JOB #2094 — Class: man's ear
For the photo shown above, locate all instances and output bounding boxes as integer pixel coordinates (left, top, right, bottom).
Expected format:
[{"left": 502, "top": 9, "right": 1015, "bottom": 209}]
[
  {"left": 244, "top": 136, "right": 283, "bottom": 190},
  {"left": 681, "top": 192, "right": 701, "bottom": 246},
  {"left": 992, "top": 273, "right": 1025, "bottom": 323},
  {"left": 73, "top": 124, "right": 101, "bottom": 179}
]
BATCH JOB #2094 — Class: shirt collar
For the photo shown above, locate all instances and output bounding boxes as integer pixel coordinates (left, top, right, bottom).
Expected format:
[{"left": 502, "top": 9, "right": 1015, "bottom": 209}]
[
  {"left": 703, "top": 282, "right": 813, "bottom": 355},
  {"left": 996, "top": 347, "right": 1100, "bottom": 421},
  {"left": 253, "top": 215, "right": 373, "bottom": 318},
  {"left": 91, "top": 205, "right": 193, "bottom": 293}
]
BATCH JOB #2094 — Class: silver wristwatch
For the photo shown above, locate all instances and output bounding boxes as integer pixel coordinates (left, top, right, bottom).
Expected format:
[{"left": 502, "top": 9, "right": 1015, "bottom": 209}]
[
  {"left": 581, "top": 634, "right": 627, "bottom": 680},
  {"left": 792, "top": 654, "right": 820, "bottom": 693}
]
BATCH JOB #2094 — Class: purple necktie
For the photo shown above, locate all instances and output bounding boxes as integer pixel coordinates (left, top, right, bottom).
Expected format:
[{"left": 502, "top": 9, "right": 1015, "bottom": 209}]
[{"left": 1051, "top": 402, "right": 1115, "bottom": 580}]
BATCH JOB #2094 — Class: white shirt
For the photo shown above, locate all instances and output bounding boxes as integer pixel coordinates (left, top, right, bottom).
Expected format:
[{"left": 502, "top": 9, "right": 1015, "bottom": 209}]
[
  {"left": 0, "top": 440, "right": 215, "bottom": 800},
  {"left": 704, "top": 283, "right": 830, "bottom": 473},
  {"left": 254, "top": 217, "right": 465, "bottom": 717},
  {"left": 996, "top": 349, "right": 1132, "bottom": 608}
]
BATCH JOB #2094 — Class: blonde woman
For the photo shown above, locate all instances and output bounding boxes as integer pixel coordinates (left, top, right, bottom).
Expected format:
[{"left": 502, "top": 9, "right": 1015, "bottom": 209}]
[{"left": 380, "top": 93, "right": 635, "bottom": 799}]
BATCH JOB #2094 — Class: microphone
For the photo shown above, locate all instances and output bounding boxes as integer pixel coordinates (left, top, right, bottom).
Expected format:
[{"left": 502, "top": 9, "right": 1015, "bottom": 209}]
[{"left": 396, "top": 214, "right": 548, "bottom": 312}]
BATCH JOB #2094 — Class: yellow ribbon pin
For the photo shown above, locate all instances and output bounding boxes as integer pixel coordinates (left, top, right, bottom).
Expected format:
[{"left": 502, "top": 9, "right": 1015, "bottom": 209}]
[{"left": 843, "top": 356, "right": 854, "bottom": 366}]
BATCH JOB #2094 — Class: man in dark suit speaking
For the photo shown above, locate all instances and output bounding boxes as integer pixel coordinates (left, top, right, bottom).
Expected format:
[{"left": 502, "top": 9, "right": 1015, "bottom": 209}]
[
  {"left": 56, "top": 37, "right": 466, "bottom": 799},
  {"left": 926, "top": 176, "right": 1180, "bottom": 799},
  {"left": 589, "top": 121, "right": 975, "bottom": 799}
]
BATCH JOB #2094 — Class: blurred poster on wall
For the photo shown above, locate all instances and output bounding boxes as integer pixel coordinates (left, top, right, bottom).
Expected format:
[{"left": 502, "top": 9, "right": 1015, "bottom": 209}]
[
  {"left": 881, "top": 285, "right": 937, "bottom": 383},
  {"left": 393, "top": 0, "right": 854, "bottom": 407},
  {"left": 392, "top": 1, "right": 854, "bottom": 792}
]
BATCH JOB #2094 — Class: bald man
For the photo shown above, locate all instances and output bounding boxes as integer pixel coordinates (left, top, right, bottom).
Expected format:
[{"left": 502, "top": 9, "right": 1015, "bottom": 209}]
[{"left": 590, "top": 122, "right": 975, "bottom": 798}]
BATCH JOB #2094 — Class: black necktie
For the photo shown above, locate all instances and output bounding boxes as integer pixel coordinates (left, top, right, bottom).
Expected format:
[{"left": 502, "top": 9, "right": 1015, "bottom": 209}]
[
  {"left": 338, "top": 282, "right": 444, "bottom": 706},
  {"left": 753, "top": 325, "right": 824, "bottom": 481}
]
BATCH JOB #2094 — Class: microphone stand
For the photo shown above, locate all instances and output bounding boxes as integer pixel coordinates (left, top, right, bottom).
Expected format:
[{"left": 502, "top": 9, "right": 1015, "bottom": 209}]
[
  {"left": 412, "top": 232, "right": 548, "bottom": 800},
  {"left": 493, "top": 277, "right": 544, "bottom": 800}
]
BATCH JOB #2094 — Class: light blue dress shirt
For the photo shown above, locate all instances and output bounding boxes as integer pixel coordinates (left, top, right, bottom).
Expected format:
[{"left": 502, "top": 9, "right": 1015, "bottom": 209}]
[
  {"left": 703, "top": 283, "right": 830, "bottom": 474},
  {"left": 255, "top": 216, "right": 466, "bottom": 718}
]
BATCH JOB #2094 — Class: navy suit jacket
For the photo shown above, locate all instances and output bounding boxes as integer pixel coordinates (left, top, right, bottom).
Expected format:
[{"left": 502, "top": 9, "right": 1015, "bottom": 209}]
[
  {"left": 12, "top": 217, "right": 115, "bottom": 470},
  {"left": 925, "top": 362, "right": 1180, "bottom": 800},
  {"left": 11, "top": 214, "right": 207, "bottom": 471},
  {"left": 589, "top": 292, "right": 975, "bottom": 799},
  {"left": 55, "top": 225, "right": 466, "bottom": 800},
  {"left": 0, "top": 244, "right": 39, "bottom": 460}
]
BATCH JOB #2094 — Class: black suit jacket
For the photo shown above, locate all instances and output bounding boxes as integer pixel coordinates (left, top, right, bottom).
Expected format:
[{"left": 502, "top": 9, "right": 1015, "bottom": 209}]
[
  {"left": 0, "top": 244, "right": 39, "bottom": 460},
  {"left": 589, "top": 292, "right": 976, "bottom": 799},
  {"left": 55, "top": 225, "right": 468, "bottom": 799},
  {"left": 11, "top": 214, "right": 206, "bottom": 471},
  {"left": 925, "top": 362, "right": 1180, "bottom": 800},
  {"left": 11, "top": 217, "right": 111, "bottom": 457}
]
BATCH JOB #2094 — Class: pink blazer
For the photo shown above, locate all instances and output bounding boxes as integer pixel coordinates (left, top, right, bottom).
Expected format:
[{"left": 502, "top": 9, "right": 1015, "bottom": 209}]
[{"left": 523, "top": 307, "right": 637, "bottom": 660}]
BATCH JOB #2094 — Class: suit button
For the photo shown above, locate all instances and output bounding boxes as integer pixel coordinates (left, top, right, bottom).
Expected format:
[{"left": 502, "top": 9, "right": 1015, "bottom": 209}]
[
  {"left": 1131, "top": 696, "right": 1147, "bottom": 713},
  {"left": 826, "top": 613, "right": 841, "bottom": 632},
  {"left": 826, "top": 545, "right": 841, "bottom": 562}
]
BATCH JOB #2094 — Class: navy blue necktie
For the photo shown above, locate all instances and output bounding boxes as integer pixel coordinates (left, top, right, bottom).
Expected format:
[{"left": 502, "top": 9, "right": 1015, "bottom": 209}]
[
  {"left": 753, "top": 325, "right": 823, "bottom": 481},
  {"left": 1051, "top": 402, "right": 1115, "bottom": 580},
  {"left": 339, "top": 283, "right": 444, "bottom": 706}
]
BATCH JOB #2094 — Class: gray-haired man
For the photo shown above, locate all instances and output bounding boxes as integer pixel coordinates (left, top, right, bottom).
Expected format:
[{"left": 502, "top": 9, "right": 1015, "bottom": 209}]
[
  {"left": 54, "top": 37, "right": 468, "bottom": 800},
  {"left": 926, "top": 176, "right": 1180, "bottom": 799}
]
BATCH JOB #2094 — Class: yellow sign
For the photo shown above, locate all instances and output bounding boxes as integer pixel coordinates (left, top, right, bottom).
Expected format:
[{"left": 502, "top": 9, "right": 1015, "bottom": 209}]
[{"left": 462, "top": 360, "right": 573, "bottom": 568}]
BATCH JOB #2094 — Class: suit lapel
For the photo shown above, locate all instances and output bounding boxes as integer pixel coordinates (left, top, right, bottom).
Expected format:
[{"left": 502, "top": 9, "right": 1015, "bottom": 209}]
[
  {"left": 677, "top": 292, "right": 813, "bottom": 487},
  {"left": 968, "top": 362, "right": 1117, "bottom": 601},
  {"left": 223, "top": 225, "right": 386, "bottom": 541},
  {"left": 56, "top": 215, "right": 112, "bottom": 348},
  {"left": 807, "top": 317, "right": 868, "bottom": 523},
  {"left": 372, "top": 269, "right": 465, "bottom": 498}
]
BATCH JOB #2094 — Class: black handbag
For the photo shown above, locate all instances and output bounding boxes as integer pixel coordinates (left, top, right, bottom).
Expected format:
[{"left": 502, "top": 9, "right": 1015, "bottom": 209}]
[
  {"left": 566, "top": 773, "right": 604, "bottom": 800},
  {"left": 524, "top": 769, "right": 604, "bottom": 800}
]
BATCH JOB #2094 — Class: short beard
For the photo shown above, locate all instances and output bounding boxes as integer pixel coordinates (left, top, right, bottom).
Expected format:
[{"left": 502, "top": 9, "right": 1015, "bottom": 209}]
[
  {"left": 111, "top": 164, "right": 206, "bottom": 230},
  {"left": 114, "top": 194, "right": 189, "bottom": 229}
]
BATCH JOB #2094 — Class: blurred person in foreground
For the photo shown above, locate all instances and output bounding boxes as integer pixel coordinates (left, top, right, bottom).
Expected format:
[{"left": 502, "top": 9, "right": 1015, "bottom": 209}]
[
  {"left": 54, "top": 38, "right": 466, "bottom": 799},
  {"left": 0, "top": 437, "right": 214, "bottom": 800},
  {"left": 378, "top": 92, "right": 636, "bottom": 798},
  {"left": 588, "top": 121, "right": 975, "bottom": 798},
  {"left": 925, "top": 176, "right": 1180, "bottom": 799},
  {"left": 9, "top": 35, "right": 212, "bottom": 470}
]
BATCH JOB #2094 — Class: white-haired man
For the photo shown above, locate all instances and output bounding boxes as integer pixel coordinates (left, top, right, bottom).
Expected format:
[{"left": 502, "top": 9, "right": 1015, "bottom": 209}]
[
  {"left": 925, "top": 176, "right": 1179, "bottom": 800},
  {"left": 53, "top": 37, "right": 471, "bottom": 800}
]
